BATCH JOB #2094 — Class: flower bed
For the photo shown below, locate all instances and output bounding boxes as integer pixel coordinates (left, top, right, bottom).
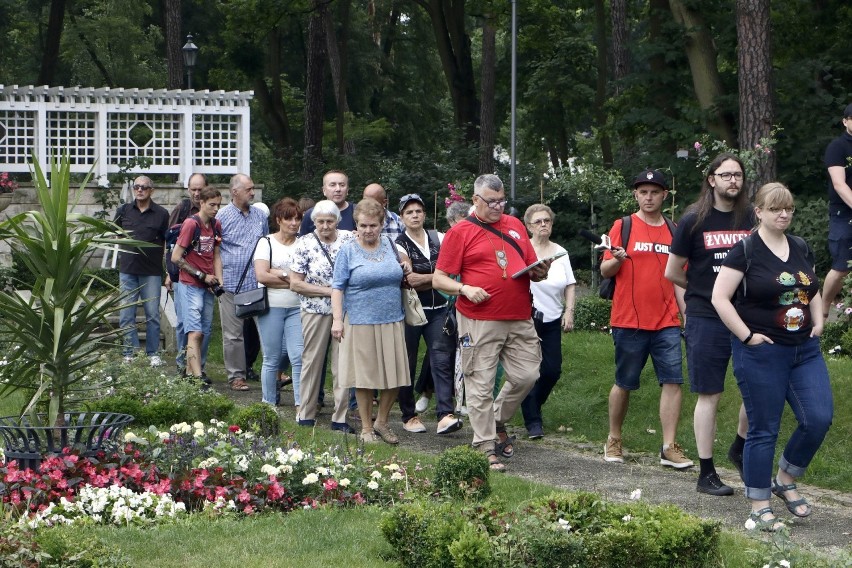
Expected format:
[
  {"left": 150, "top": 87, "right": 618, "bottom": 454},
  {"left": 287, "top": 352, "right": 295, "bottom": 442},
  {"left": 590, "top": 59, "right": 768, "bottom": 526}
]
[{"left": 1, "top": 419, "right": 428, "bottom": 527}]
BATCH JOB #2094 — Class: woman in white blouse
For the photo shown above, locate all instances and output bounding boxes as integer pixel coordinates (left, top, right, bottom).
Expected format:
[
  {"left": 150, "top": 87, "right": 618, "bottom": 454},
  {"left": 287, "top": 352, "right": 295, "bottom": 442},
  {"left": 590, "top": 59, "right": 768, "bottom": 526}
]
[
  {"left": 253, "top": 198, "right": 304, "bottom": 408},
  {"left": 520, "top": 204, "right": 576, "bottom": 439}
]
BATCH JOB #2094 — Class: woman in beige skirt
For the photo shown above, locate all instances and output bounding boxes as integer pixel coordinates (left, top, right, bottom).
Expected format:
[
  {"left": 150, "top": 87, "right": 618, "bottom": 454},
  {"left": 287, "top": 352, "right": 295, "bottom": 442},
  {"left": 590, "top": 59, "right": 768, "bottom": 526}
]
[{"left": 331, "top": 198, "right": 412, "bottom": 444}]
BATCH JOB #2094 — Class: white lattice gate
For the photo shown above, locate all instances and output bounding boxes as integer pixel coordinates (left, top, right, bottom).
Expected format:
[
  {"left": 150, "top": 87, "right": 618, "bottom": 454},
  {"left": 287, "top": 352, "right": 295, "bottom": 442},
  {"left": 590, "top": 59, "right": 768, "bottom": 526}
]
[{"left": 0, "top": 85, "right": 253, "bottom": 183}]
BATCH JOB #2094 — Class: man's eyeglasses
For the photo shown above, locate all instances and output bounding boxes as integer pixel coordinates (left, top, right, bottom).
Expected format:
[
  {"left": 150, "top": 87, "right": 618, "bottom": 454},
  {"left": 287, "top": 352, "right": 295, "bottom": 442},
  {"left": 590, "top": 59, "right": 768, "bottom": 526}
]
[
  {"left": 529, "top": 218, "right": 552, "bottom": 226},
  {"left": 766, "top": 206, "right": 795, "bottom": 214},
  {"left": 713, "top": 172, "right": 744, "bottom": 181},
  {"left": 133, "top": 184, "right": 153, "bottom": 191},
  {"left": 475, "top": 194, "right": 507, "bottom": 209}
]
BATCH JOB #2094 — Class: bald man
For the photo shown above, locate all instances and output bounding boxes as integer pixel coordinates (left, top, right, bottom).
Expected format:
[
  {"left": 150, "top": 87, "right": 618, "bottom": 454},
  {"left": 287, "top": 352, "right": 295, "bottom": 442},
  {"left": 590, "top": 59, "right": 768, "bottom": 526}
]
[
  {"left": 114, "top": 175, "right": 170, "bottom": 366},
  {"left": 363, "top": 183, "right": 404, "bottom": 237}
]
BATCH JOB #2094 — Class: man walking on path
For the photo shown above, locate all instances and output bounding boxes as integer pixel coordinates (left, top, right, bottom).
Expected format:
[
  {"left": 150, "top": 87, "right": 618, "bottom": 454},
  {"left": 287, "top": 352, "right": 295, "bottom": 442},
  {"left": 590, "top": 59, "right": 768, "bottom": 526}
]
[
  {"left": 601, "top": 169, "right": 693, "bottom": 470},
  {"left": 216, "top": 173, "right": 268, "bottom": 391},
  {"left": 821, "top": 103, "right": 852, "bottom": 318},
  {"left": 433, "top": 174, "right": 550, "bottom": 472},
  {"left": 115, "top": 175, "right": 170, "bottom": 366},
  {"left": 665, "top": 153, "right": 751, "bottom": 495},
  {"left": 363, "top": 183, "right": 404, "bottom": 237}
]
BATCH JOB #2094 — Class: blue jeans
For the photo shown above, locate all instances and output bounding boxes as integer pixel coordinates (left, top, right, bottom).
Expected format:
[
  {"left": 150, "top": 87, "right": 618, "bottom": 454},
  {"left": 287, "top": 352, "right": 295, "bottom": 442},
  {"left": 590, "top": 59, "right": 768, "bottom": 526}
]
[
  {"left": 181, "top": 284, "right": 214, "bottom": 335},
  {"left": 732, "top": 337, "right": 834, "bottom": 500},
  {"left": 521, "top": 318, "right": 562, "bottom": 429},
  {"left": 612, "top": 326, "right": 683, "bottom": 390},
  {"left": 119, "top": 273, "right": 162, "bottom": 356},
  {"left": 256, "top": 307, "right": 303, "bottom": 406},
  {"left": 398, "top": 307, "right": 456, "bottom": 422},
  {"left": 174, "top": 282, "right": 211, "bottom": 370}
]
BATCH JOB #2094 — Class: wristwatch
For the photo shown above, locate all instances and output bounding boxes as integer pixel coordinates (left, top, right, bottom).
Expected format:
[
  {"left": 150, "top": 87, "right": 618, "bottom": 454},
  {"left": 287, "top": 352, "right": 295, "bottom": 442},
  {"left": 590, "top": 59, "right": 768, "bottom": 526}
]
[{"left": 195, "top": 270, "right": 205, "bottom": 280}]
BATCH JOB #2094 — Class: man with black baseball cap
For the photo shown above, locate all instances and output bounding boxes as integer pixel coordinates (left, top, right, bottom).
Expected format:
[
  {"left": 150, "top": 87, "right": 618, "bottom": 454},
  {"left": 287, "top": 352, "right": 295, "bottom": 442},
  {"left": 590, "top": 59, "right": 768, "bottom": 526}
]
[
  {"left": 821, "top": 103, "right": 852, "bottom": 318},
  {"left": 600, "top": 168, "right": 693, "bottom": 470}
]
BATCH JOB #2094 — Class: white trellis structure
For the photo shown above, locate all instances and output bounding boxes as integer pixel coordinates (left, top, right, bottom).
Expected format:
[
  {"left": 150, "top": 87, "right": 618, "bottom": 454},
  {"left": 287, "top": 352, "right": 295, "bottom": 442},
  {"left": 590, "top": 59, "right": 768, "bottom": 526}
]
[{"left": 0, "top": 84, "right": 253, "bottom": 184}]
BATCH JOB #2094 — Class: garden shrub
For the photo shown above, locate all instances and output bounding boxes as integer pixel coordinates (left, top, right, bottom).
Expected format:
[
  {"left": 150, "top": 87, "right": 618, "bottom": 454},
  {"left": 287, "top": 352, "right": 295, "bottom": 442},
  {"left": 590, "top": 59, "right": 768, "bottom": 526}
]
[
  {"left": 382, "top": 492, "right": 720, "bottom": 568},
  {"left": 228, "top": 403, "right": 280, "bottom": 437},
  {"left": 573, "top": 295, "right": 611, "bottom": 332},
  {"left": 821, "top": 321, "right": 846, "bottom": 355},
  {"left": 571, "top": 268, "right": 593, "bottom": 288},
  {"left": 840, "top": 327, "right": 852, "bottom": 359},
  {"left": 433, "top": 445, "right": 491, "bottom": 500},
  {"left": 0, "top": 523, "right": 130, "bottom": 568}
]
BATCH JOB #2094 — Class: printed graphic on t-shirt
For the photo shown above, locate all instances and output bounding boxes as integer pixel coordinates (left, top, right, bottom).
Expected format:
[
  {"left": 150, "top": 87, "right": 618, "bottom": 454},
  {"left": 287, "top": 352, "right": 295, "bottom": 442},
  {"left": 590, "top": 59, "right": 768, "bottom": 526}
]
[
  {"left": 630, "top": 241, "right": 670, "bottom": 254},
  {"left": 774, "top": 270, "right": 811, "bottom": 332},
  {"left": 196, "top": 235, "right": 216, "bottom": 254},
  {"left": 703, "top": 230, "right": 750, "bottom": 273}
]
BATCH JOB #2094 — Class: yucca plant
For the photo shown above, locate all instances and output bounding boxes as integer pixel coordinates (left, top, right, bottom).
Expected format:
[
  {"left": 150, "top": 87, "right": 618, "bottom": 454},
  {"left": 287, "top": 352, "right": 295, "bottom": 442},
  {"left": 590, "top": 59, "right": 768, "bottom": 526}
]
[{"left": 0, "top": 156, "right": 143, "bottom": 428}]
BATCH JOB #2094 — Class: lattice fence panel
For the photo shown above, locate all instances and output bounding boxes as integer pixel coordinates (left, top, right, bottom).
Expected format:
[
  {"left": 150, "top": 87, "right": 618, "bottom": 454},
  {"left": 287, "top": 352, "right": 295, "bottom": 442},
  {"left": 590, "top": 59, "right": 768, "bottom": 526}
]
[
  {"left": 0, "top": 110, "right": 37, "bottom": 165},
  {"left": 46, "top": 112, "right": 97, "bottom": 167},
  {"left": 108, "top": 113, "right": 182, "bottom": 166},
  {"left": 194, "top": 114, "right": 239, "bottom": 169}
]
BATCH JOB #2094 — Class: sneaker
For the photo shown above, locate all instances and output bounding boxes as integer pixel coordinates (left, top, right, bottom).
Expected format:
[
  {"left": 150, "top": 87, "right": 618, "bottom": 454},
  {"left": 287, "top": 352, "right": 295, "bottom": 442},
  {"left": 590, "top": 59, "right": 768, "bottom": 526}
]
[
  {"left": 727, "top": 444, "right": 745, "bottom": 482},
  {"left": 660, "top": 443, "right": 694, "bottom": 469},
  {"left": 297, "top": 419, "right": 316, "bottom": 427},
  {"left": 149, "top": 355, "right": 163, "bottom": 367},
  {"left": 527, "top": 424, "right": 544, "bottom": 440},
  {"left": 604, "top": 437, "right": 624, "bottom": 463},
  {"left": 403, "top": 416, "right": 427, "bottom": 433},
  {"left": 436, "top": 414, "right": 462, "bottom": 435},
  {"left": 697, "top": 472, "right": 734, "bottom": 496},
  {"left": 246, "top": 368, "right": 260, "bottom": 382},
  {"left": 415, "top": 394, "right": 431, "bottom": 413}
]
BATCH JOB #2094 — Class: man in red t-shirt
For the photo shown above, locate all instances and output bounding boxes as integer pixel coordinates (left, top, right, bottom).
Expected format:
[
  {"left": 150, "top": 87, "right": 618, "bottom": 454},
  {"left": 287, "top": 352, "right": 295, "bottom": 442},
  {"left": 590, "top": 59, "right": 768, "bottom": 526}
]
[
  {"left": 171, "top": 186, "right": 224, "bottom": 382},
  {"left": 600, "top": 169, "right": 693, "bottom": 471},
  {"left": 434, "top": 174, "right": 550, "bottom": 472}
]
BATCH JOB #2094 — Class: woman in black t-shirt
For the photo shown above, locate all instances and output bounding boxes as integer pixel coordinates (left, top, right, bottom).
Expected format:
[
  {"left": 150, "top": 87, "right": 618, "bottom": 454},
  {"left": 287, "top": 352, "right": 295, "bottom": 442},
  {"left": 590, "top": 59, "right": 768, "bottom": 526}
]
[{"left": 712, "top": 182, "right": 833, "bottom": 532}]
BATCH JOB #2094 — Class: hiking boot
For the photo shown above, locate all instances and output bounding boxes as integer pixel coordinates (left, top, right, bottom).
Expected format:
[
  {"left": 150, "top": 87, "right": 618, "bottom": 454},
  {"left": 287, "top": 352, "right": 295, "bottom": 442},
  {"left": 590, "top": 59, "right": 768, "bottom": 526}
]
[
  {"left": 604, "top": 437, "right": 624, "bottom": 463},
  {"left": 660, "top": 443, "right": 694, "bottom": 469},
  {"left": 697, "top": 472, "right": 734, "bottom": 496},
  {"left": 403, "top": 416, "right": 427, "bottom": 433},
  {"left": 727, "top": 443, "right": 745, "bottom": 482}
]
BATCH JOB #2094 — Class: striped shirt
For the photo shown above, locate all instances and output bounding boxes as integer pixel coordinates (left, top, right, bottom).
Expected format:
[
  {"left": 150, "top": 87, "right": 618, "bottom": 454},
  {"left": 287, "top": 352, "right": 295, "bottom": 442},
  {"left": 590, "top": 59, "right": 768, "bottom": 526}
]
[{"left": 216, "top": 203, "right": 269, "bottom": 292}]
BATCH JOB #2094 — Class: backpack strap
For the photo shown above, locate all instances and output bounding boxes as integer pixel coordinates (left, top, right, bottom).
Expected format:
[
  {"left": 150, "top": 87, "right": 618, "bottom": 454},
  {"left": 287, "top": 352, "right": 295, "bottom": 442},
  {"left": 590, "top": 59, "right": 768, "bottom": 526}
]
[
  {"left": 619, "top": 215, "right": 632, "bottom": 250},
  {"left": 427, "top": 229, "right": 440, "bottom": 250}
]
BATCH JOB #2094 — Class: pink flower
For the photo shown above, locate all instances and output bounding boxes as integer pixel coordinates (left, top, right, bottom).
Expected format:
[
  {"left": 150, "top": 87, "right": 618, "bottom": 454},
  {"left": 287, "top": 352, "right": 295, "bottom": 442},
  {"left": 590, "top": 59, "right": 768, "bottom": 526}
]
[
  {"left": 694, "top": 141, "right": 702, "bottom": 150},
  {"left": 323, "top": 479, "right": 338, "bottom": 491}
]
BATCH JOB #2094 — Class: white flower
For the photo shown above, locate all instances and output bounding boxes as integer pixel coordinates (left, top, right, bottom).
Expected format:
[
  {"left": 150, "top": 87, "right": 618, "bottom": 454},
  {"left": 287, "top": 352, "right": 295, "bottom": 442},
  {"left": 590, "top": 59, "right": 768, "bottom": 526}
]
[
  {"left": 339, "top": 478, "right": 350, "bottom": 488},
  {"left": 390, "top": 472, "right": 404, "bottom": 481},
  {"left": 370, "top": 471, "right": 382, "bottom": 479},
  {"left": 557, "top": 518, "right": 571, "bottom": 531},
  {"left": 779, "top": 561, "right": 790, "bottom": 568},
  {"left": 622, "top": 514, "right": 632, "bottom": 522},
  {"left": 198, "top": 457, "right": 219, "bottom": 469},
  {"left": 193, "top": 421, "right": 204, "bottom": 429},
  {"left": 744, "top": 518, "right": 757, "bottom": 530},
  {"left": 316, "top": 466, "right": 330, "bottom": 476},
  {"left": 630, "top": 489, "right": 642, "bottom": 500},
  {"left": 261, "top": 464, "right": 280, "bottom": 476},
  {"left": 383, "top": 463, "right": 400, "bottom": 471},
  {"left": 302, "top": 473, "right": 319, "bottom": 485},
  {"left": 367, "top": 481, "right": 379, "bottom": 490}
]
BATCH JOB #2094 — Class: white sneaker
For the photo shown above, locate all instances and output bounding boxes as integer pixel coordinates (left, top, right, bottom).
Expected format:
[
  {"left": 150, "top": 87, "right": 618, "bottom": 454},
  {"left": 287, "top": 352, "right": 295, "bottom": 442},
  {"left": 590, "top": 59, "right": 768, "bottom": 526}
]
[
  {"left": 415, "top": 394, "right": 430, "bottom": 413},
  {"left": 149, "top": 355, "right": 164, "bottom": 367},
  {"left": 403, "top": 416, "right": 427, "bottom": 433}
]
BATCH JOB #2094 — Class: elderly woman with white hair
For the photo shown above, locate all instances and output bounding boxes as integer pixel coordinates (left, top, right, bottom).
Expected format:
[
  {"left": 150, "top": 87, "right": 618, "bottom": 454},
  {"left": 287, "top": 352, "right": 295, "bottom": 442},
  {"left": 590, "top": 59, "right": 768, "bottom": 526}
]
[{"left": 290, "top": 200, "right": 356, "bottom": 433}]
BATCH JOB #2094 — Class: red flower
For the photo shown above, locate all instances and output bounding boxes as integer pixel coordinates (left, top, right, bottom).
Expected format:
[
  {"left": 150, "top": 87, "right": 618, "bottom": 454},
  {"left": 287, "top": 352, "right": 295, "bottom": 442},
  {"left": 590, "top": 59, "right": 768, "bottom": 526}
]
[{"left": 228, "top": 425, "right": 241, "bottom": 433}]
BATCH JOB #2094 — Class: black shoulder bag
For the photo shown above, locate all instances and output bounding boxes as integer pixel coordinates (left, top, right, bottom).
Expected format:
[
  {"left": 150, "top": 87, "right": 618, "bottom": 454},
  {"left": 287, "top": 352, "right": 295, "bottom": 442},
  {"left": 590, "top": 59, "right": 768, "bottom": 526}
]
[{"left": 234, "top": 237, "right": 272, "bottom": 319}]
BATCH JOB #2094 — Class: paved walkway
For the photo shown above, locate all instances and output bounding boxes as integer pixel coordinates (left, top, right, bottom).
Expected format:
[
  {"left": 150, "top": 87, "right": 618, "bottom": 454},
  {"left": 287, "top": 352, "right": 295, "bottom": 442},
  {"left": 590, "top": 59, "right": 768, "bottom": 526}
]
[{"left": 219, "top": 382, "right": 852, "bottom": 557}]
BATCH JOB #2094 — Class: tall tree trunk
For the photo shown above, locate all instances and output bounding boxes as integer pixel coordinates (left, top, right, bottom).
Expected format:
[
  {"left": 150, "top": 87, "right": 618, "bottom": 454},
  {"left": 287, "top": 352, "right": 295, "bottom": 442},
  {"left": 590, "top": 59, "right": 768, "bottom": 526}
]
[
  {"left": 593, "top": 0, "right": 613, "bottom": 167},
  {"left": 325, "top": 0, "right": 355, "bottom": 155},
  {"left": 303, "top": 1, "right": 328, "bottom": 180},
  {"left": 478, "top": 15, "right": 496, "bottom": 175},
  {"left": 648, "top": 0, "right": 675, "bottom": 123},
  {"left": 669, "top": 0, "right": 736, "bottom": 145},
  {"left": 255, "top": 28, "right": 292, "bottom": 163},
  {"left": 38, "top": 0, "right": 67, "bottom": 85},
  {"left": 414, "top": 0, "right": 480, "bottom": 144},
  {"left": 163, "top": 0, "right": 183, "bottom": 89},
  {"left": 610, "top": 0, "right": 628, "bottom": 93},
  {"left": 737, "top": 0, "right": 775, "bottom": 190},
  {"left": 369, "top": 2, "right": 400, "bottom": 116}
]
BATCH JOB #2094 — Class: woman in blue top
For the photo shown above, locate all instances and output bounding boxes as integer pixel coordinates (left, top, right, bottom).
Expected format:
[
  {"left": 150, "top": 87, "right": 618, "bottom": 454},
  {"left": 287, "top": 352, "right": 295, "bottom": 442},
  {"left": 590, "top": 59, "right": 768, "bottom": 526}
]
[
  {"left": 712, "top": 182, "right": 833, "bottom": 532},
  {"left": 331, "top": 198, "right": 412, "bottom": 444}
]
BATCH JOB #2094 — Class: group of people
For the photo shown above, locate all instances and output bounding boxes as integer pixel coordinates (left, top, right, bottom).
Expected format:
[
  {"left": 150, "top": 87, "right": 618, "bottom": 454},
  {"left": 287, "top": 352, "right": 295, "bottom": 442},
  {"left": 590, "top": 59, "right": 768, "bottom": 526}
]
[
  {"left": 601, "top": 139, "right": 836, "bottom": 532},
  {"left": 113, "top": 104, "right": 849, "bottom": 531}
]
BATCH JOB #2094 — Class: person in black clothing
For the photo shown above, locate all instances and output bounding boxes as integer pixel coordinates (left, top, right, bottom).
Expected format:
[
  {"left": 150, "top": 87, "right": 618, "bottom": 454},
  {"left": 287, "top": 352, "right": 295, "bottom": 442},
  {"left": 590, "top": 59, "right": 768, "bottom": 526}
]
[
  {"left": 395, "top": 193, "right": 462, "bottom": 435},
  {"left": 821, "top": 103, "right": 852, "bottom": 318},
  {"left": 115, "top": 175, "right": 170, "bottom": 366}
]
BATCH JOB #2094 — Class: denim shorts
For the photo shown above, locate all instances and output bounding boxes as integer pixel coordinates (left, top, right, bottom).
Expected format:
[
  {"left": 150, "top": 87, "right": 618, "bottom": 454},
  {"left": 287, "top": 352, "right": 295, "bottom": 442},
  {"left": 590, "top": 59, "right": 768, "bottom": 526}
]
[
  {"left": 828, "top": 216, "right": 852, "bottom": 270},
  {"left": 182, "top": 284, "right": 214, "bottom": 334},
  {"left": 612, "top": 326, "right": 683, "bottom": 391},
  {"left": 684, "top": 316, "right": 733, "bottom": 394}
]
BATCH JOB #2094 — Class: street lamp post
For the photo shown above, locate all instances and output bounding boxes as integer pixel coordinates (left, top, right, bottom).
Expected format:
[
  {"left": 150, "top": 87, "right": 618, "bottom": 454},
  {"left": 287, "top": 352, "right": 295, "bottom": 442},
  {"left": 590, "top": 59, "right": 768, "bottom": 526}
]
[{"left": 182, "top": 34, "right": 199, "bottom": 89}]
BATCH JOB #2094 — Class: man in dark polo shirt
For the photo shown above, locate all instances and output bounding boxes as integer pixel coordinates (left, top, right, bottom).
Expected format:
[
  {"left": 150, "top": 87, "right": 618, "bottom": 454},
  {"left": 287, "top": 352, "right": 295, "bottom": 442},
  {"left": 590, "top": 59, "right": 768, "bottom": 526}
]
[
  {"left": 115, "top": 175, "right": 170, "bottom": 366},
  {"left": 821, "top": 103, "right": 852, "bottom": 318}
]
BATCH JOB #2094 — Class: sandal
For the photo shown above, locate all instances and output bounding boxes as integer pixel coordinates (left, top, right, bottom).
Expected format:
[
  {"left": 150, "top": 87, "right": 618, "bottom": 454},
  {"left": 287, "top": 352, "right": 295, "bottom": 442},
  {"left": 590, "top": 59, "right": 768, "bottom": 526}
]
[
  {"left": 495, "top": 430, "right": 515, "bottom": 459},
  {"left": 745, "top": 507, "right": 784, "bottom": 532},
  {"left": 229, "top": 378, "right": 250, "bottom": 391},
  {"left": 360, "top": 430, "right": 379, "bottom": 443},
  {"left": 278, "top": 374, "right": 292, "bottom": 389},
  {"left": 772, "top": 477, "right": 812, "bottom": 518},
  {"left": 485, "top": 450, "right": 506, "bottom": 472}
]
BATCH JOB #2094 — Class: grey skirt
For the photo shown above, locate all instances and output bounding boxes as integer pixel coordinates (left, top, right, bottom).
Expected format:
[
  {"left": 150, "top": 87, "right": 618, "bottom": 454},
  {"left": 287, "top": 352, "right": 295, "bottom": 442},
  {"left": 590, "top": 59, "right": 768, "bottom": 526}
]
[{"left": 338, "top": 316, "right": 411, "bottom": 390}]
